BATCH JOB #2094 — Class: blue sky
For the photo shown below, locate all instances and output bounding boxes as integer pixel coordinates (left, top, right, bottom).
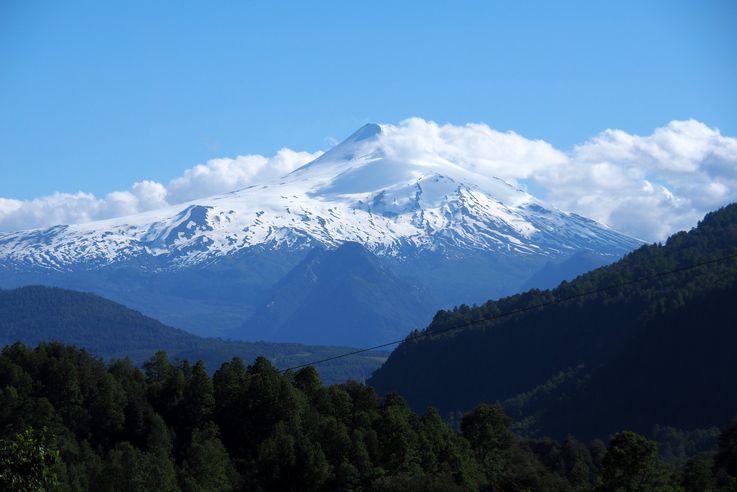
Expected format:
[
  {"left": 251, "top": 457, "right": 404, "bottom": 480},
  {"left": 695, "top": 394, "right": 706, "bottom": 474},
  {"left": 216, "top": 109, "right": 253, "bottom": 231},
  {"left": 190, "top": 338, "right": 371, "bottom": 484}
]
[{"left": 0, "top": 0, "right": 736, "bottom": 226}]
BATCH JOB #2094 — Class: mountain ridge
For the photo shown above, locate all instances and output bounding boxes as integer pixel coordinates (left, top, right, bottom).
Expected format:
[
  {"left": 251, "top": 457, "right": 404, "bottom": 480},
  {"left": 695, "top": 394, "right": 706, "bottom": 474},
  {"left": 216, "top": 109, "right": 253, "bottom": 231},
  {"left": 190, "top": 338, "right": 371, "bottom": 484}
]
[{"left": 232, "top": 241, "right": 435, "bottom": 346}]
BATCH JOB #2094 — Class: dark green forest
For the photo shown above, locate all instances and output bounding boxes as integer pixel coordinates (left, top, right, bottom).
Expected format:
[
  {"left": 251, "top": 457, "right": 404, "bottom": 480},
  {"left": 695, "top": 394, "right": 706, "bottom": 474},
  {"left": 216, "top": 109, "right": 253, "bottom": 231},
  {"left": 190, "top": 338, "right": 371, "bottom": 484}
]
[
  {"left": 370, "top": 204, "right": 737, "bottom": 440},
  {"left": 1, "top": 342, "right": 736, "bottom": 491}
]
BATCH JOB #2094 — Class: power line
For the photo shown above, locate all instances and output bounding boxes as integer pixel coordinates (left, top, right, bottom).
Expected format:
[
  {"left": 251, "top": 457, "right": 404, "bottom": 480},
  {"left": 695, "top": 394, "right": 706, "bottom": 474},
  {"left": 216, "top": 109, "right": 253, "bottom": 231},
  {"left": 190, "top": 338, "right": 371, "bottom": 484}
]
[{"left": 281, "top": 251, "right": 737, "bottom": 373}]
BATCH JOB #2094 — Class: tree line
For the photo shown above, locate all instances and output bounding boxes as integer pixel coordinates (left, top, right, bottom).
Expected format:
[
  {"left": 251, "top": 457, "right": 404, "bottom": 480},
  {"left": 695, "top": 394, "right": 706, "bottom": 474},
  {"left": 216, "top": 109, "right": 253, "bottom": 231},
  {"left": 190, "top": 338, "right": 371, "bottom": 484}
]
[{"left": 1, "top": 342, "right": 736, "bottom": 491}]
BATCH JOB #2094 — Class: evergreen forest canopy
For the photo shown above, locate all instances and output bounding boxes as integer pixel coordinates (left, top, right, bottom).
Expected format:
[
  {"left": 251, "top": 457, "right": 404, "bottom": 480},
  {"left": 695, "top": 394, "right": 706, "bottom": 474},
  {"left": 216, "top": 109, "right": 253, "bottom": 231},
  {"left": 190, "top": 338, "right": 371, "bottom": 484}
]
[
  {"left": 369, "top": 203, "right": 737, "bottom": 440},
  {"left": 0, "top": 285, "right": 387, "bottom": 385},
  {"left": 1, "top": 342, "right": 736, "bottom": 491}
]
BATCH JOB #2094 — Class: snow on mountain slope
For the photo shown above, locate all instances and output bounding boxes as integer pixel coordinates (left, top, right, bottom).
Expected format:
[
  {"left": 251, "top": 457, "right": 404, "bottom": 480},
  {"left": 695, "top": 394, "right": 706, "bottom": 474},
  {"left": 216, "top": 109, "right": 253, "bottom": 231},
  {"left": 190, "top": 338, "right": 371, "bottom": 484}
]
[{"left": 0, "top": 124, "right": 641, "bottom": 271}]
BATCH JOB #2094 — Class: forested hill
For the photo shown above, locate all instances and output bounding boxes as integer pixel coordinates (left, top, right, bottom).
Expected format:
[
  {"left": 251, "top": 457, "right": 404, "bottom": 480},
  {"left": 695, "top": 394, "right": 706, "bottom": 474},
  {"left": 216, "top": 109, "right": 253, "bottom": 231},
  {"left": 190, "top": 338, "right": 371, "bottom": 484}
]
[
  {"left": 369, "top": 203, "right": 737, "bottom": 440},
  {"left": 0, "top": 286, "right": 387, "bottom": 384},
  {"left": 0, "top": 286, "right": 198, "bottom": 356}
]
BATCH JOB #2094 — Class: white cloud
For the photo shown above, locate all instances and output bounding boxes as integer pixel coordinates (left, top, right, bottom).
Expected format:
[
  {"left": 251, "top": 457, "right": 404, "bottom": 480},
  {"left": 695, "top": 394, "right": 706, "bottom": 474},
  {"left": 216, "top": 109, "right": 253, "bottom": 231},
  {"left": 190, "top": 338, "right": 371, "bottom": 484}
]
[
  {"left": 535, "top": 119, "right": 737, "bottom": 241},
  {"left": 0, "top": 192, "right": 103, "bottom": 232},
  {"left": 0, "top": 149, "right": 321, "bottom": 232},
  {"left": 379, "top": 117, "right": 568, "bottom": 179},
  {"left": 371, "top": 118, "right": 737, "bottom": 241},
  {"left": 167, "top": 148, "right": 321, "bottom": 203},
  {"left": 1, "top": 118, "right": 735, "bottom": 242}
]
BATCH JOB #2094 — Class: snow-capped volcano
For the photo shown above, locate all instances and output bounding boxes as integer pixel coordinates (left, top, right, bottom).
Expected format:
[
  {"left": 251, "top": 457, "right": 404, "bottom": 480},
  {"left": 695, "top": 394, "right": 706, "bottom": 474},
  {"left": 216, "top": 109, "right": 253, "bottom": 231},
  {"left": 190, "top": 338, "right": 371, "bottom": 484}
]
[
  {"left": 0, "top": 123, "right": 638, "bottom": 271},
  {"left": 0, "top": 123, "right": 643, "bottom": 342}
]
